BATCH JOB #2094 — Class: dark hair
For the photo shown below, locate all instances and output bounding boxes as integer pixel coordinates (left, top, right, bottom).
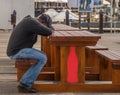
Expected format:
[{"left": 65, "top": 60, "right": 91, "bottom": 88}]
[{"left": 39, "top": 14, "right": 54, "bottom": 30}]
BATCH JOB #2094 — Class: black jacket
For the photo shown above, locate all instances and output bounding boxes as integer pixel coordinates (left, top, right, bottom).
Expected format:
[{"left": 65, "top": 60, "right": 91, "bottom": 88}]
[{"left": 7, "top": 15, "right": 52, "bottom": 56}]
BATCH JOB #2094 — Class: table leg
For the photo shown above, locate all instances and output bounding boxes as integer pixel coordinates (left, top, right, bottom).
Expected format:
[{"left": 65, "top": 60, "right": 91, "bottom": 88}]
[{"left": 51, "top": 45, "right": 60, "bottom": 80}]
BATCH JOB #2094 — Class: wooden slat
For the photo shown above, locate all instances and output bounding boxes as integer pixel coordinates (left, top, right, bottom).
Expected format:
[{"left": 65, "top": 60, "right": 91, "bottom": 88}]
[
  {"left": 81, "top": 30, "right": 100, "bottom": 36},
  {"left": 17, "top": 67, "right": 55, "bottom": 81},
  {"left": 57, "top": 31, "right": 72, "bottom": 36},
  {"left": 53, "top": 24, "right": 80, "bottom": 31},
  {"left": 86, "top": 45, "right": 108, "bottom": 50},
  {"left": 109, "top": 50, "right": 120, "bottom": 58},
  {"left": 33, "top": 83, "right": 120, "bottom": 92},
  {"left": 15, "top": 59, "right": 37, "bottom": 67},
  {"left": 50, "top": 31, "right": 101, "bottom": 42},
  {"left": 52, "top": 46, "right": 60, "bottom": 80},
  {"left": 60, "top": 46, "right": 69, "bottom": 83},
  {"left": 112, "top": 69, "right": 120, "bottom": 84},
  {"left": 53, "top": 31, "right": 64, "bottom": 36},
  {"left": 77, "top": 46, "right": 85, "bottom": 83},
  {"left": 96, "top": 50, "right": 120, "bottom": 62},
  {"left": 99, "top": 59, "right": 112, "bottom": 81},
  {"left": 53, "top": 30, "right": 100, "bottom": 37}
]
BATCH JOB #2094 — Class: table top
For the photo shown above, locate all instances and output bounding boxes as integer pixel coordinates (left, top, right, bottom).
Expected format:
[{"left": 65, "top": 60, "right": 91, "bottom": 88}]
[
  {"left": 52, "top": 24, "right": 80, "bottom": 31},
  {"left": 50, "top": 30, "right": 101, "bottom": 41},
  {"left": 49, "top": 30, "right": 101, "bottom": 46}
]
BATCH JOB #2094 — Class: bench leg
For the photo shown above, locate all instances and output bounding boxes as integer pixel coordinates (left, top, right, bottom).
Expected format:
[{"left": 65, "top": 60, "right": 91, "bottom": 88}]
[
  {"left": 112, "top": 64, "right": 120, "bottom": 84},
  {"left": 85, "top": 51, "right": 100, "bottom": 80},
  {"left": 99, "top": 58, "right": 112, "bottom": 81}
]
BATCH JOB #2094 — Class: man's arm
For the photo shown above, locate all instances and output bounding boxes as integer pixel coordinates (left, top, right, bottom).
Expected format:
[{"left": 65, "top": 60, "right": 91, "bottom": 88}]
[{"left": 30, "top": 18, "right": 53, "bottom": 36}]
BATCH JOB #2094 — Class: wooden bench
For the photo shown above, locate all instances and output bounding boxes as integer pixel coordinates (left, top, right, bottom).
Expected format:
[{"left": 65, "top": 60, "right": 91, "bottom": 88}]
[
  {"left": 95, "top": 50, "right": 120, "bottom": 82},
  {"left": 85, "top": 45, "right": 108, "bottom": 80},
  {"left": 15, "top": 59, "right": 55, "bottom": 81}
]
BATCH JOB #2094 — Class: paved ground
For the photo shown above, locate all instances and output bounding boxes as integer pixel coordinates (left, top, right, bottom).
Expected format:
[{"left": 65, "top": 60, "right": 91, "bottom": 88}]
[
  {"left": 0, "top": 30, "right": 120, "bottom": 94},
  {"left": 97, "top": 33, "right": 120, "bottom": 53}
]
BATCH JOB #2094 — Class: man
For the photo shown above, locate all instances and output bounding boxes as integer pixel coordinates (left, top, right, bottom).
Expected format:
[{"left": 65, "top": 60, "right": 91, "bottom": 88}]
[{"left": 7, "top": 14, "right": 54, "bottom": 93}]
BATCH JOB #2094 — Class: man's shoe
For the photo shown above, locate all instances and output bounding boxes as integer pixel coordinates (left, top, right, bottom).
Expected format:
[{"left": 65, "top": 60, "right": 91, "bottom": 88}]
[{"left": 18, "top": 82, "right": 37, "bottom": 93}]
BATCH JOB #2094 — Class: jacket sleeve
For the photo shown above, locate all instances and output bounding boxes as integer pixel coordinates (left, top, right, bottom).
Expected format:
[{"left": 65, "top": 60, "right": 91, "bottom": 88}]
[{"left": 30, "top": 18, "right": 53, "bottom": 36}]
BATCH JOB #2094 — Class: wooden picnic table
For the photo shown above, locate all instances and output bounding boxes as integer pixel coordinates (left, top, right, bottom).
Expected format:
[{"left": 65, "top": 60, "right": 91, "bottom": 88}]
[
  {"left": 33, "top": 30, "right": 101, "bottom": 92},
  {"left": 49, "top": 30, "right": 101, "bottom": 81}
]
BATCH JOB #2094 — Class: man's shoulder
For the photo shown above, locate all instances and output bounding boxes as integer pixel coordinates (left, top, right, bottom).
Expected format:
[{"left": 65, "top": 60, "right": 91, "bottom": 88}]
[
  {"left": 22, "top": 15, "right": 37, "bottom": 23},
  {"left": 25, "top": 15, "right": 31, "bottom": 18}
]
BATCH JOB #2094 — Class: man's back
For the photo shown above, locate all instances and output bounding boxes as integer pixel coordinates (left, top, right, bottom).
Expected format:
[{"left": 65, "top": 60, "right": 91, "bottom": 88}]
[{"left": 7, "top": 15, "right": 52, "bottom": 56}]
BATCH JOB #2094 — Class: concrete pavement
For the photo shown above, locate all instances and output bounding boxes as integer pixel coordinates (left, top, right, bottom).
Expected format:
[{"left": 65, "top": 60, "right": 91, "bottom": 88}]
[{"left": 97, "top": 33, "right": 120, "bottom": 53}]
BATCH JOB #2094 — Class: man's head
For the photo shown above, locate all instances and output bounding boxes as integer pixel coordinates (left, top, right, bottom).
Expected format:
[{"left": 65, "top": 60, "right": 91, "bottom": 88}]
[{"left": 37, "top": 14, "right": 54, "bottom": 30}]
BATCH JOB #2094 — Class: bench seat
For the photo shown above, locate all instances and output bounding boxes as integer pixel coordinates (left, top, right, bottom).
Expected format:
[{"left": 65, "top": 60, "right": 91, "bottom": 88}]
[
  {"left": 15, "top": 59, "right": 55, "bottom": 81},
  {"left": 95, "top": 50, "right": 120, "bottom": 83},
  {"left": 15, "top": 59, "right": 37, "bottom": 68}
]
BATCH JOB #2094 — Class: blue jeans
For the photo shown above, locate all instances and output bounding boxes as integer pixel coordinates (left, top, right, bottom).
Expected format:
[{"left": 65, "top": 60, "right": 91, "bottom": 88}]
[{"left": 10, "top": 48, "right": 47, "bottom": 87}]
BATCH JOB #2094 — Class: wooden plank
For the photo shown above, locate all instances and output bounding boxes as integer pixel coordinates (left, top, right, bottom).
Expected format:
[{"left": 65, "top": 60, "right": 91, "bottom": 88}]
[
  {"left": 17, "top": 69, "right": 55, "bottom": 81},
  {"left": 96, "top": 50, "right": 120, "bottom": 62},
  {"left": 44, "top": 38, "right": 51, "bottom": 67},
  {"left": 50, "top": 31, "right": 101, "bottom": 42},
  {"left": 58, "top": 30, "right": 101, "bottom": 37},
  {"left": 57, "top": 31, "right": 73, "bottom": 36},
  {"left": 15, "top": 59, "right": 37, "bottom": 68},
  {"left": 99, "top": 59, "right": 112, "bottom": 81},
  {"left": 53, "top": 24, "right": 80, "bottom": 31},
  {"left": 68, "top": 30, "right": 97, "bottom": 37},
  {"left": 16, "top": 65, "right": 55, "bottom": 81},
  {"left": 76, "top": 46, "right": 85, "bottom": 83},
  {"left": 86, "top": 45, "right": 108, "bottom": 50},
  {"left": 49, "top": 40, "right": 98, "bottom": 47},
  {"left": 112, "top": 69, "right": 120, "bottom": 84},
  {"left": 33, "top": 83, "right": 120, "bottom": 92},
  {"left": 53, "top": 46, "right": 60, "bottom": 80},
  {"left": 81, "top": 27, "right": 120, "bottom": 31},
  {"left": 60, "top": 46, "right": 69, "bottom": 83},
  {"left": 53, "top": 31, "right": 64, "bottom": 36}
]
